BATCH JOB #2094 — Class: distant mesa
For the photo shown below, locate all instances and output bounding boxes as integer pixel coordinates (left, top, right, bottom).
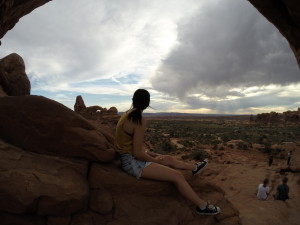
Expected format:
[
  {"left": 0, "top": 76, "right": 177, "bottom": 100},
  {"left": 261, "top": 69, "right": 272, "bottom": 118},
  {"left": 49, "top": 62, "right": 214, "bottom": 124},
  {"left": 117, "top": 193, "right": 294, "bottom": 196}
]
[{"left": 251, "top": 108, "right": 300, "bottom": 123}]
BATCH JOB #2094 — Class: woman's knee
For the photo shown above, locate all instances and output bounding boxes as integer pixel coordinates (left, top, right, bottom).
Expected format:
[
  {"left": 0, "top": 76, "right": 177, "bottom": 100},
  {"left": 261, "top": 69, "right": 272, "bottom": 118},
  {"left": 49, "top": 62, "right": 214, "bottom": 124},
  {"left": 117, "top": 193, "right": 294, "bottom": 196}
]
[{"left": 169, "top": 170, "right": 185, "bottom": 183}]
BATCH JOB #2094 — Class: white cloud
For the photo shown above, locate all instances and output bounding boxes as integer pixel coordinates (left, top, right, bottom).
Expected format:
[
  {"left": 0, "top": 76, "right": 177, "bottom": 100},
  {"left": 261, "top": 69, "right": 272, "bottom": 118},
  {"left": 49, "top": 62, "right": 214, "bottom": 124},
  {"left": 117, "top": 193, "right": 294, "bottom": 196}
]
[{"left": 1, "top": 0, "right": 201, "bottom": 88}]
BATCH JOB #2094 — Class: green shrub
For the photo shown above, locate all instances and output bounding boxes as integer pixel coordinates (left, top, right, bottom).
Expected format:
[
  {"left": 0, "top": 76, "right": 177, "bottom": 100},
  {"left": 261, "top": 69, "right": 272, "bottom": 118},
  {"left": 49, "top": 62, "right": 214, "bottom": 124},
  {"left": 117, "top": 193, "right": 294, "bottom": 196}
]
[{"left": 158, "top": 139, "right": 176, "bottom": 153}]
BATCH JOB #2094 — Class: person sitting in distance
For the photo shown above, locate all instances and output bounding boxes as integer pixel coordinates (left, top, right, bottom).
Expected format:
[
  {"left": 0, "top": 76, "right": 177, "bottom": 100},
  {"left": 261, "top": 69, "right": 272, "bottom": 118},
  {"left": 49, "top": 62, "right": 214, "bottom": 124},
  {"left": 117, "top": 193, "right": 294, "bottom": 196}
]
[
  {"left": 257, "top": 178, "right": 271, "bottom": 200},
  {"left": 276, "top": 177, "right": 289, "bottom": 201}
]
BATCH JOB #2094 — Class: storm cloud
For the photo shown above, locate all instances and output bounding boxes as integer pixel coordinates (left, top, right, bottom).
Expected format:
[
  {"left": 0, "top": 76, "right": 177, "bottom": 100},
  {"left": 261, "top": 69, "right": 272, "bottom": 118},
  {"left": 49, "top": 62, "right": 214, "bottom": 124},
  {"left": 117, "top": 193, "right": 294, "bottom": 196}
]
[{"left": 151, "top": 0, "right": 299, "bottom": 102}]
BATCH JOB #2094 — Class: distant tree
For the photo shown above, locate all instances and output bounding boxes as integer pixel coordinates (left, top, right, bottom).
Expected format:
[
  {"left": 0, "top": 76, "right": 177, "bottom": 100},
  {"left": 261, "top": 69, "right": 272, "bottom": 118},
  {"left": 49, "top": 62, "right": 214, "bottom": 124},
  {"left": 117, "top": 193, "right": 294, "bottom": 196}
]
[
  {"left": 158, "top": 139, "right": 176, "bottom": 153},
  {"left": 213, "top": 144, "right": 218, "bottom": 150}
]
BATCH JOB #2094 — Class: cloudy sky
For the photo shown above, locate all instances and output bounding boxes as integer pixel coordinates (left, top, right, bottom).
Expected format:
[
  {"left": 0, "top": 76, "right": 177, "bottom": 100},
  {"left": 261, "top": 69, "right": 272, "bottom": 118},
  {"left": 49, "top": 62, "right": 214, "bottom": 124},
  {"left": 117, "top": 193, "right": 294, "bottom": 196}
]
[{"left": 0, "top": 0, "right": 299, "bottom": 114}]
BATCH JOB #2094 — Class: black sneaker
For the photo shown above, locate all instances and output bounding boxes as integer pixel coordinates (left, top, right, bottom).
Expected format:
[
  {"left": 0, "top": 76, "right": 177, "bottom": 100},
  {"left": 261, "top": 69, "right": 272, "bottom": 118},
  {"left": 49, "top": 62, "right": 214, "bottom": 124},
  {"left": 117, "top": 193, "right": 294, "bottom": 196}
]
[
  {"left": 195, "top": 203, "right": 220, "bottom": 216},
  {"left": 192, "top": 159, "right": 208, "bottom": 175}
]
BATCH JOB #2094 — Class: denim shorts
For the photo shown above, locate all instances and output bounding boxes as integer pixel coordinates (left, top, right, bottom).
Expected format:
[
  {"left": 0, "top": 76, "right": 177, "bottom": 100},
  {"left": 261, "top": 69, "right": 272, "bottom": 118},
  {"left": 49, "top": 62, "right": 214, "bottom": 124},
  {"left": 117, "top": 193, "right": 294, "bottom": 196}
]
[{"left": 120, "top": 154, "right": 152, "bottom": 179}]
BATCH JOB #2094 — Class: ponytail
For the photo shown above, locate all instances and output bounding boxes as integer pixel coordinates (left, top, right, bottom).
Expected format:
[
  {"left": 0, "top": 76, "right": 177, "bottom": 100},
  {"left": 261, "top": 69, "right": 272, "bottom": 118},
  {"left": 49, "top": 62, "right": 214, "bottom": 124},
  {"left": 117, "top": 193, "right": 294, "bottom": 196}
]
[{"left": 128, "top": 109, "right": 143, "bottom": 125}]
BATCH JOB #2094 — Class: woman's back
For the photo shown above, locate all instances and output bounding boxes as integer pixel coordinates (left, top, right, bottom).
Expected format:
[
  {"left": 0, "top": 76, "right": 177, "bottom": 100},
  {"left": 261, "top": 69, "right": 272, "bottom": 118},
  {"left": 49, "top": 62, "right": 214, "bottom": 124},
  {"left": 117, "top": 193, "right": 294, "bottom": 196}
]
[{"left": 115, "top": 112, "right": 134, "bottom": 154}]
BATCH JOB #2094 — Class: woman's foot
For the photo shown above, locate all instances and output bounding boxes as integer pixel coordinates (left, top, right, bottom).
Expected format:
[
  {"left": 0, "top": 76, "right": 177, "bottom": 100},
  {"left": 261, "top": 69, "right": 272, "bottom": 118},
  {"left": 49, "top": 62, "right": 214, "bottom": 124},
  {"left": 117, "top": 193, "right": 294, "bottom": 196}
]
[
  {"left": 195, "top": 202, "right": 220, "bottom": 215},
  {"left": 192, "top": 159, "right": 208, "bottom": 175}
]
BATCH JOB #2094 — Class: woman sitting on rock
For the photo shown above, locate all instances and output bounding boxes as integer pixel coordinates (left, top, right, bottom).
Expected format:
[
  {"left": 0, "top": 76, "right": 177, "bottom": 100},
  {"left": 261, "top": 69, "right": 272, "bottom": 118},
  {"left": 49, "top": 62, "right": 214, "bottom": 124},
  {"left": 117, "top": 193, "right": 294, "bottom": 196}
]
[{"left": 114, "top": 89, "right": 220, "bottom": 216}]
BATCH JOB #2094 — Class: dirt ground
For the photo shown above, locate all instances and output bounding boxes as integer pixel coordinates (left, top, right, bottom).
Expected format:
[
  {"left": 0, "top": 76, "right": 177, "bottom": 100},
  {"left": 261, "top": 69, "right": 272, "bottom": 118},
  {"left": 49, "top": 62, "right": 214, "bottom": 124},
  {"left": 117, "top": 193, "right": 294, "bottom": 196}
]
[{"left": 189, "top": 144, "right": 300, "bottom": 225}]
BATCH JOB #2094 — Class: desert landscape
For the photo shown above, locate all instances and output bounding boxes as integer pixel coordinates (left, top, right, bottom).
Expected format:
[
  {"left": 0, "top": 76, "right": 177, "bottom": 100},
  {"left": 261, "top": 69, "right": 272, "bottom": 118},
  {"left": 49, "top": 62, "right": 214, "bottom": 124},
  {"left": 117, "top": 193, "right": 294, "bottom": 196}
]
[
  {"left": 1, "top": 1, "right": 300, "bottom": 224},
  {"left": 0, "top": 53, "right": 299, "bottom": 225},
  {"left": 1, "top": 92, "right": 299, "bottom": 224},
  {"left": 143, "top": 115, "right": 300, "bottom": 225}
]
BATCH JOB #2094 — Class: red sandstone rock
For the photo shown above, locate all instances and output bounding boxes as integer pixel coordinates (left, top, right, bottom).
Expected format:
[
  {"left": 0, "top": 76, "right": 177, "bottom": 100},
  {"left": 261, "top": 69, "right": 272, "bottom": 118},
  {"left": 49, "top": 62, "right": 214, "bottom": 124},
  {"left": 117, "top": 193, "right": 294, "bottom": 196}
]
[
  {"left": 0, "top": 53, "right": 30, "bottom": 96},
  {"left": 0, "top": 0, "right": 51, "bottom": 38},
  {"left": 108, "top": 106, "right": 118, "bottom": 114},
  {"left": 74, "top": 95, "right": 117, "bottom": 121},
  {"left": 0, "top": 140, "right": 89, "bottom": 216},
  {"left": 89, "top": 189, "right": 114, "bottom": 215},
  {"left": 0, "top": 95, "right": 116, "bottom": 162},
  {"left": 74, "top": 95, "right": 86, "bottom": 113},
  {"left": 88, "top": 162, "right": 240, "bottom": 225}
]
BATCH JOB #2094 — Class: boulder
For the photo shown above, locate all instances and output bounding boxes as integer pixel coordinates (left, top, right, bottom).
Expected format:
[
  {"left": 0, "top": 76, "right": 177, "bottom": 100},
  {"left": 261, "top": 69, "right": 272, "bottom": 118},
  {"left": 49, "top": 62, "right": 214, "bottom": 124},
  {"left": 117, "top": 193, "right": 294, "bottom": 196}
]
[
  {"left": 88, "top": 162, "right": 240, "bottom": 225},
  {"left": 0, "top": 140, "right": 89, "bottom": 216},
  {"left": 0, "top": 53, "right": 30, "bottom": 96},
  {"left": 0, "top": 95, "right": 116, "bottom": 162},
  {"left": 89, "top": 189, "right": 114, "bottom": 215}
]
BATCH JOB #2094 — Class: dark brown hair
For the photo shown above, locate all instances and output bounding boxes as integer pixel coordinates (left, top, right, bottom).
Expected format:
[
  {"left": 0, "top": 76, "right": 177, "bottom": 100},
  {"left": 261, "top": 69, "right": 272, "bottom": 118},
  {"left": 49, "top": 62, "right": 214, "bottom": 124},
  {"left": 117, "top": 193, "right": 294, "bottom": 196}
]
[{"left": 128, "top": 89, "right": 150, "bottom": 124}]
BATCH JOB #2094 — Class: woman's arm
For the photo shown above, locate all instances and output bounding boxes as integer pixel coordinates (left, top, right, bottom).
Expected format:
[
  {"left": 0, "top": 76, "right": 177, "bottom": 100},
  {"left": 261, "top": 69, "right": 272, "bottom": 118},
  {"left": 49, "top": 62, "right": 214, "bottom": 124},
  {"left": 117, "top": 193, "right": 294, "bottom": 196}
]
[
  {"left": 131, "top": 118, "right": 174, "bottom": 166},
  {"left": 132, "top": 118, "right": 160, "bottom": 163},
  {"left": 146, "top": 150, "right": 160, "bottom": 157}
]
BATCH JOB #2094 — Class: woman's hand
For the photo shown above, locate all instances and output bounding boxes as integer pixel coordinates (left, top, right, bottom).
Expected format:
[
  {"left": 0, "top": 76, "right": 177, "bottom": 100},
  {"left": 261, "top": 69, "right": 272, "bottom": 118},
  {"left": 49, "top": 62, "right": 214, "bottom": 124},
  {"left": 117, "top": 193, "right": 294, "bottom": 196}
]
[{"left": 156, "top": 155, "right": 174, "bottom": 166}]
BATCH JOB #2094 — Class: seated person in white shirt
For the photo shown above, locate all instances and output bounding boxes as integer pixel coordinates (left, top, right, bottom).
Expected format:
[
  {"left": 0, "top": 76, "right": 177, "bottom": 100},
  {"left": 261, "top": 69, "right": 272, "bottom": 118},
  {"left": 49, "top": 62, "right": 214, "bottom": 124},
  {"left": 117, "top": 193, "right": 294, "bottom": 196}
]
[{"left": 257, "top": 178, "right": 271, "bottom": 200}]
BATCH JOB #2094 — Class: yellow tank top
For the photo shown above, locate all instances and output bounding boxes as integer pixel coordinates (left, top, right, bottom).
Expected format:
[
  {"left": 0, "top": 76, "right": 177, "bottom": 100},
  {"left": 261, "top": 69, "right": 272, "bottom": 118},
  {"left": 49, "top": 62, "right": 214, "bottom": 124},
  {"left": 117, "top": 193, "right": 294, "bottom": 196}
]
[{"left": 114, "top": 112, "right": 134, "bottom": 154}]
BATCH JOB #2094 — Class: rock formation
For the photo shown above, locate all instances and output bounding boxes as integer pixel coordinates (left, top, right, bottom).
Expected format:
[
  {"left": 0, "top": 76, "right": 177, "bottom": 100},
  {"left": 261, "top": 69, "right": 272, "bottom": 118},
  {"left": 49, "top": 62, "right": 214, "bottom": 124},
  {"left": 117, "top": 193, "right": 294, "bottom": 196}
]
[
  {"left": 0, "top": 138, "right": 241, "bottom": 225},
  {"left": 0, "top": 1, "right": 299, "bottom": 67},
  {"left": 0, "top": 53, "right": 30, "bottom": 96},
  {"left": 107, "top": 106, "right": 118, "bottom": 114},
  {"left": 0, "top": 95, "right": 116, "bottom": 162},
  {"left": 74, "top": 95, "right": 118, "bottom": 123},
  {"left": 0, "top": 54, "right": 241, "bottom": 224},
  {"left": 74, "top": 95, "right": 120, "bottom": 139},
  {"left": 74, "top": 95, "right": 87, "bottom": 113},
  {"left": 283, "top": 108, "right": 300, "bottom": 122},
  {"left": 254, "top": 108, "right": 300, "bottom": 123},
  {"left": 0, "top": 141, "right": 89, "bottom": 216},
  {"left": 1, "top": 1, "right": 300, "bottom": 224}
]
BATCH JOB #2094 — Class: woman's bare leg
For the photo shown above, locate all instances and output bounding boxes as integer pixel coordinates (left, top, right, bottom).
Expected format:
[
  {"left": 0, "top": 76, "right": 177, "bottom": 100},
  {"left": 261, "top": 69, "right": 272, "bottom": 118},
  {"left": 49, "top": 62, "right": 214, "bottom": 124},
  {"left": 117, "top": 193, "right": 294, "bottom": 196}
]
[
  {"left": 157, "top": 155, "right": 196, "bottom": 170},
  {"left": 141, "top": 162, "right": 207, "bottom": 208},
  {"left": 169, "top": 157, "right": 195, "bottom": 170}
]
